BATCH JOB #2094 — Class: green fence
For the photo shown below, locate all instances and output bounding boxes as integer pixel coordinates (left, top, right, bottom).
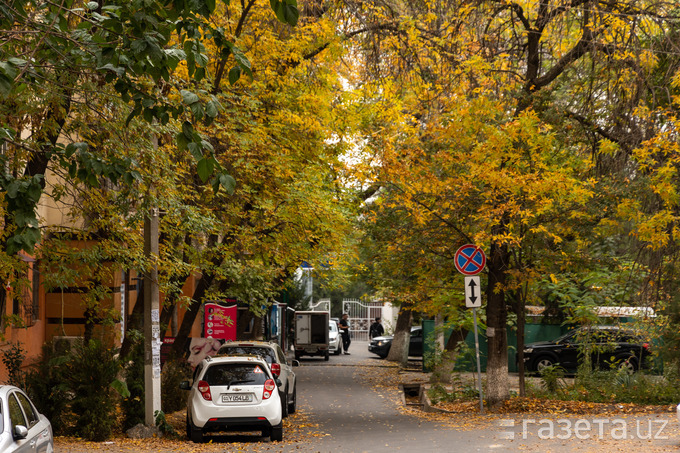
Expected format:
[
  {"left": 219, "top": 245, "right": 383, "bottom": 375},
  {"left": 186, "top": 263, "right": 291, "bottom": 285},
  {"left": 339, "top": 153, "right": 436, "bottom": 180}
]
[{"left": 422, "top": 320, "right": 570, "bottom": 372}]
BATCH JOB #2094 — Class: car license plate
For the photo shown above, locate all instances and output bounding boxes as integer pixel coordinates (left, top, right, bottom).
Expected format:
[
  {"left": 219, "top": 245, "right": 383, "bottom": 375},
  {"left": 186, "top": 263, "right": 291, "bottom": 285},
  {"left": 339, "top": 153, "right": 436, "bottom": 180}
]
[{"left": 222, "top": 394, "right": 252, "bottom": 403}]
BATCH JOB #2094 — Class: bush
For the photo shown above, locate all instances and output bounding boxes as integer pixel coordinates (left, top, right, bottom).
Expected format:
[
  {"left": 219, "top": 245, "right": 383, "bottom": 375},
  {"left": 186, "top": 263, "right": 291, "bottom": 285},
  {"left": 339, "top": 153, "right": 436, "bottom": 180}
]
[
  {"left": 162, "top": 358, "right": 191, "bottom": 414},
  {"left": 526, "top": 362, "right": 680, "bottom": 405},
  {"left": 66, "top": 339, "right": 123, "bottom": 441},
  {"left": 24, "top": 343, "right": 71, "bottom": 435},
  {"left": 1, "top": 342, "right": 26, "bottom": 388},
  {"left": 121, "top": 331, "right": 145, "bottom": 431},
  {"left": 538, "top": 365, "right": 566, "bottom": 394}
]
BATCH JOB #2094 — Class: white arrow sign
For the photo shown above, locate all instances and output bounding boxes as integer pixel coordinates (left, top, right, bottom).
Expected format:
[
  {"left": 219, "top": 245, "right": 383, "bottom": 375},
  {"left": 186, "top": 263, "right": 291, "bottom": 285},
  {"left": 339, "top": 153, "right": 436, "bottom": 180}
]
[{"left": 465, "top": 276, "right": 481, "bottom": 308}]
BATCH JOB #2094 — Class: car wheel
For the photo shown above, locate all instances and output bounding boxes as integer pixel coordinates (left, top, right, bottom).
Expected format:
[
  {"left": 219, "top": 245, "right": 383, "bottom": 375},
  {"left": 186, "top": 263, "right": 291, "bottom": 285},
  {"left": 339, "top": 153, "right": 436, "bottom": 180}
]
[
  {"left": 288, "top": 384, "right": 297, "bottom": 414},
  {"left": 335, "top": 344, "right": 342, "bottom": 355},
  {"left": 188, "top": 414, "right": 203, "bottom": 443},
  {"left": 324, "top": 351, "right": 329, "bottom": 361},
  {"left": 615, "top": 356, "right": 638, "bottom": 374},
  {"left": 294, "top": 352, "right": 301, "bottom": 361},
  {"left": 270, "top": 422, "right": 283, "bottom": 442},
  {"left": 281, "top": 387, "right": 289, "bottom": 418},
  {"left": 534, "top": 356, "right": 556, "bottom": 372}
]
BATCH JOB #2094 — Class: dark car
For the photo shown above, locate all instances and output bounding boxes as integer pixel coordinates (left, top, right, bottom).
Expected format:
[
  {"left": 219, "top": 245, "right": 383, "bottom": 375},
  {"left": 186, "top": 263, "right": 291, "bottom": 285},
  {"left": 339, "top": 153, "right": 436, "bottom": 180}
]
[
  {"left": 368, "top": 326, "right": 423, "bottom": 359},
  {"left": 522, "top": 326, "right": 651, "bottom": 374}
]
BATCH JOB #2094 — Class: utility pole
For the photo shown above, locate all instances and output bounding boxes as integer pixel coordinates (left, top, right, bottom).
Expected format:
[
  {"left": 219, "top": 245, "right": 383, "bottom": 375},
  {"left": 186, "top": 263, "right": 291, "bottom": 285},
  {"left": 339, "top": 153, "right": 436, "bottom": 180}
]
[{"left": 144, "top": 207, "right": 161, "bottom": 426}]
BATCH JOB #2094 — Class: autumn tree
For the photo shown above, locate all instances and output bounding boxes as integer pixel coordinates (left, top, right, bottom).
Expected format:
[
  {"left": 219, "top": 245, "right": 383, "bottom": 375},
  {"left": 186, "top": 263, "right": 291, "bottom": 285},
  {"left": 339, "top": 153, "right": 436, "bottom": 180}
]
[
  {"left": 342, "top": 0, "right": 680, "bottom": 405},
  {"left": 0, "top": 0, "right": 297, "bottom": 330}
]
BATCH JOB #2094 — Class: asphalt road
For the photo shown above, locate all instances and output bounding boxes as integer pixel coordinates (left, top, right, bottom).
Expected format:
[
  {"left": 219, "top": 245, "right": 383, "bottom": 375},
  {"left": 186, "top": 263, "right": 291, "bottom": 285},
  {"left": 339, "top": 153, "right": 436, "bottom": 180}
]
[{"left": 291, "top": 341, "right": 488, "bottom": 452}]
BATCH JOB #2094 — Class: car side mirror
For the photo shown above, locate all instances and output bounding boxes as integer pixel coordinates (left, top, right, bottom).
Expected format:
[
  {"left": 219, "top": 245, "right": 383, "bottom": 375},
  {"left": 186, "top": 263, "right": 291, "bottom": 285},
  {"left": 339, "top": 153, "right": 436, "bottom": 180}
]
[
  {"left": 275, "top": 378, "right": 283, "bottom": 387},
  {"left": 179, "top": 380, "right": 191, "bottom": 390},
  {"left": 13, "top": 425, "right": 28, "bottom": 440},
  {"left": 291, "top": 360, "right": 300, "bottom": 367}
]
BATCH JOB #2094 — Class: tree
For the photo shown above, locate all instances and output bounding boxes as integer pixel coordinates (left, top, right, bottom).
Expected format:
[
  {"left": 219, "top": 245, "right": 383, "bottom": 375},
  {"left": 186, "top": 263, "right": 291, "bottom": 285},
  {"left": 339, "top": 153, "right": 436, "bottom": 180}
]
[
  {"left": 0, "top": 0, "right": 298, "bottom": 330},
  {"left": 342, "top": 0, "right": 680, "bottom": 405}
]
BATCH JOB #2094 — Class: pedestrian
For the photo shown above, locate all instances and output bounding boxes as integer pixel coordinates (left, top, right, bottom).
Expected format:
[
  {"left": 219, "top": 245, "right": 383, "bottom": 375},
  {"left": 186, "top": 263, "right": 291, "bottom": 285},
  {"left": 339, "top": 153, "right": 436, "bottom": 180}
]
[
  {"left": 369, "top": 317, "right": 384, "bottom": 339},
  {"left": 339, "top": 313, "right": 351, "bottom": 355}
]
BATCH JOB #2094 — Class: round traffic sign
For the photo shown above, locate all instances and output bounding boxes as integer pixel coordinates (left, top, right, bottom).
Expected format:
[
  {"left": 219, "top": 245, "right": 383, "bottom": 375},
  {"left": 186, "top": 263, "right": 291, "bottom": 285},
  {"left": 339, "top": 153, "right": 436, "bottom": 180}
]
[{"left": 454, "top": 244, "right": 486, "bottom": 275}]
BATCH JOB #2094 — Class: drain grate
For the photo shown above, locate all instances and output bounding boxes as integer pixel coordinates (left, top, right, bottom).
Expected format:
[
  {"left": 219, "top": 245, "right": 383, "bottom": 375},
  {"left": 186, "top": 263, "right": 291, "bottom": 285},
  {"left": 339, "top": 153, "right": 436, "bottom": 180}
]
[{"left": 399, "top": 383, "right": 423, "bottom": 407}]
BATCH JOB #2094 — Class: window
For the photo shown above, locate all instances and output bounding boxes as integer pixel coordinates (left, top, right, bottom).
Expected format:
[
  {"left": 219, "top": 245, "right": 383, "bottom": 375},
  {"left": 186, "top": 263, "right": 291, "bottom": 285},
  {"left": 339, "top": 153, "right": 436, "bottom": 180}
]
[
  {"left": 218, "top": 346, "right": 276, "bottom": 364},
  {"left": 275, "top": 345, "right": 287, "bottom": 365},
  {"left": 16, "top": 392, "right": 38, "bottom": 428},
  {"left": 31, "top": 263, "right": 40, "bottom": 324},
  {"left": 8, "top": 394, "right": 27, "bottom": 429},
  {"left": 203, "top": 364, "right": 267, "bottom": 386}
]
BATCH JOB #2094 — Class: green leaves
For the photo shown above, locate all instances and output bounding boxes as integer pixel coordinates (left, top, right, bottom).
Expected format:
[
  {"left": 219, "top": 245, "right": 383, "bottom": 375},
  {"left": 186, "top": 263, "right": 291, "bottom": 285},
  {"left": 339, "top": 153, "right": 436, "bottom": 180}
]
[
  {"left": 176, "top": 120, "right": 233, "bottom": 193},
  {"left": 0, "top": 171, "right": 44, "bottom": 254},
  {"left": 270, "top": 0, "right": 299, "bottom": 26},
  {"left": 0, "top": 59, "right": 25, "bottom": 96}
]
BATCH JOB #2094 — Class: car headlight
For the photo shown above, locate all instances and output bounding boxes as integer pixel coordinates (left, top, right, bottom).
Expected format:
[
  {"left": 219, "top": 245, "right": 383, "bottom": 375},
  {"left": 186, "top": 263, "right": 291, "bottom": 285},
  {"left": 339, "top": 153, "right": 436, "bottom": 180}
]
[{"left": 524, "top": 348, "right": 533, "bottom": 354}]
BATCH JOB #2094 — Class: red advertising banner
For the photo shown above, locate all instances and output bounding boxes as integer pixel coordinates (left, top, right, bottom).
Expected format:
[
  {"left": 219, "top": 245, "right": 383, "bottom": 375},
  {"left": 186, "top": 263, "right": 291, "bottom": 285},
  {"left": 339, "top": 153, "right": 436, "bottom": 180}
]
[{"left": 204, "top": 302, "right": 237, "bottom": 340}]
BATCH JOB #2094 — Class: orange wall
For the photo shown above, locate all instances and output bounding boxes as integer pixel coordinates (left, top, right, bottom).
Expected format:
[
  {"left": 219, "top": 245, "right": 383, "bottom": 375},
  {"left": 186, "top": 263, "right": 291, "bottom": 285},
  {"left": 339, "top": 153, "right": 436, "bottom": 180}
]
[{"left": 0, "top": 246, "right": 205, "bottom": 383}]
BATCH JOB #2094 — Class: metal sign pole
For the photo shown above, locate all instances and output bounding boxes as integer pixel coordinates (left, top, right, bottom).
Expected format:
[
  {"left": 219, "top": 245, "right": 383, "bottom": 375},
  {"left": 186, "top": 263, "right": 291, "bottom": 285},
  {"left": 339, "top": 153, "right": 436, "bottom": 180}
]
[
  {"left": 456, "top": 244, "right": 486, "bottom": 414},
  {"left": 472, "top": 307, "right": 484, "bottom": 414}
]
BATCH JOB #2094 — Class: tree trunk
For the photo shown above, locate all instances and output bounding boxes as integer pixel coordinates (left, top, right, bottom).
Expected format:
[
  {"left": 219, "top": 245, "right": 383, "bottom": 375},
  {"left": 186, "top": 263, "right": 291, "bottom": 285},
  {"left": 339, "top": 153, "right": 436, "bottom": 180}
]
[
  {"left": 485, "top": 236, "right": 510, "bottom": 407},
  {"left": 386, "top": 304, "right": 412, "bottom": 365},
  {"left": 430, "top": 327, "right": 468, "bottom": 384},
  {"left": 170, "top": 273, "right": 214, "bottom": 358}
]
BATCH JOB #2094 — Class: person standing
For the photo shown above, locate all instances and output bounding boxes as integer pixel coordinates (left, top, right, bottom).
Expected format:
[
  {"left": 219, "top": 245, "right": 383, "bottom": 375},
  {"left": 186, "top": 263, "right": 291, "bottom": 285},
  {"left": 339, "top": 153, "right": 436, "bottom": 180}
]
[
  {"left": 369, "top": 317, "right": 384, "bottom": 339},
  {"left": 339, "top": 313, "right": 351, "bottom": 355}
]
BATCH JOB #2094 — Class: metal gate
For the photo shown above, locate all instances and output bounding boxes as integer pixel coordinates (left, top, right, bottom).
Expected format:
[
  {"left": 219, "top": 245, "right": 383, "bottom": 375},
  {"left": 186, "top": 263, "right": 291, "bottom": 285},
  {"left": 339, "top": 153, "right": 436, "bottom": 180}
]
[
  {"left": 342, "top": 299, "right": 383, "bottom": 341},
  {"left": 310, "top": 299, "right": 330, "bottom": 312}
]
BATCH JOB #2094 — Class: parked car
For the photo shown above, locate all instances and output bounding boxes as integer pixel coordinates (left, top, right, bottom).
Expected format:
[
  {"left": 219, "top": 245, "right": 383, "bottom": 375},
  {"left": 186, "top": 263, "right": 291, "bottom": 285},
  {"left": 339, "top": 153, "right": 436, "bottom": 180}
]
[
  {"left": 522, "top": 325, "right": 651, "bottom": 373},
  {"left": 181, "top": 356, "right": 283, "bottom": 443},
  {"left": 0, "top": 385, "right": 54, "bottom": 453},
  {"left": 329, "top": 319, "right": 342, "bottom": 355},
  {"left": 368, "top": 326, "right": 424, "bottom": 359},
  {"left": 216, "top": 341, "right": 297, "bottom": 417}
]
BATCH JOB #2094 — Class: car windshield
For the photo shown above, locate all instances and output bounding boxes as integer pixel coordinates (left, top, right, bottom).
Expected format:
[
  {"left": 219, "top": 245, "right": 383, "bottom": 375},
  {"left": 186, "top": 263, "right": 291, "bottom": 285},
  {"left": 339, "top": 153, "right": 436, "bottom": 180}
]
[
  {"left": 218, "top": 346, "right": 276, "bottom": 364},
  {"left": 203, "top": 363, "right": 268, "bottom": 386},
  {"left": 329, "top": 322, "right": 338, "bottom": 333}
]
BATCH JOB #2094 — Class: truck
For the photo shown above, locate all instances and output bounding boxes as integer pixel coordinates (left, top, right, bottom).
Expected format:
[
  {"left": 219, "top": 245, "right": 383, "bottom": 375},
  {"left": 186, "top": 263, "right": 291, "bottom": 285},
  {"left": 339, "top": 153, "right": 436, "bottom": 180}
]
[{"left": 294, "top": 311, "right": 330, "bottom": 361}]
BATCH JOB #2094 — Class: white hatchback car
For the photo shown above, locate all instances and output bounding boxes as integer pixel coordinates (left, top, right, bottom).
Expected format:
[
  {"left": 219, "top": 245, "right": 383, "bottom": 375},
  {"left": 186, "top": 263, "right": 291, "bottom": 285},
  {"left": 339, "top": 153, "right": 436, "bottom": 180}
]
[
  {"left": 329, "top": 320, "right": 342, "bottom": 355},
  {"left": 181, "top": 356, "right": 283, "bottom": 443},
  {"left": 0, "top": 385, "right": 54, "bottom": 453}
]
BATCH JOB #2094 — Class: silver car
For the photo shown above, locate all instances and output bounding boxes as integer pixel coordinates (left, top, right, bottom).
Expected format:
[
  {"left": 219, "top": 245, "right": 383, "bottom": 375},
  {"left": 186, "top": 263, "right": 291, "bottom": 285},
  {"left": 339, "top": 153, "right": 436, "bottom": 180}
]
[
  {"left": 0, "top": 385, "right": 54, "bottom": 453},
  {"left": 217, "top": 341, "right": 297, "bottom": 417}
]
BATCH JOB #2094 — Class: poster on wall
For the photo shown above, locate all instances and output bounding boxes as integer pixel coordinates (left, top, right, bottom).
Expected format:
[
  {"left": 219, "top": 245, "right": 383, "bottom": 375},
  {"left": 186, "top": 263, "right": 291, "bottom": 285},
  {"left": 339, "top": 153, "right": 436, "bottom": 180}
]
[
  {"left": 204, "top": 300, "right": 237, "bottom": 340},
  {"left": 270, "top": 304, "right": 279, "bottom": 340}
]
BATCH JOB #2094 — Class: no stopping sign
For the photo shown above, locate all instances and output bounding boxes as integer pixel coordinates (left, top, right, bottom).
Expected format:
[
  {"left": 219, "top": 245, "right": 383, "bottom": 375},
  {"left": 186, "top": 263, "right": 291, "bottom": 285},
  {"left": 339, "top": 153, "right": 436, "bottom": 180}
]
[{"left": 454, "top": 244, "right": 486, "bottom": 276}]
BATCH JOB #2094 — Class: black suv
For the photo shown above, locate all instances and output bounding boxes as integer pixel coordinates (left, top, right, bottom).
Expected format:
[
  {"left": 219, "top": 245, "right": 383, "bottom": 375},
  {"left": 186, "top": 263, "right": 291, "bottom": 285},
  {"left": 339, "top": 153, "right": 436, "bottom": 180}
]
[{"left": 522, "top": 326, "right": 651, "bottom": 374}]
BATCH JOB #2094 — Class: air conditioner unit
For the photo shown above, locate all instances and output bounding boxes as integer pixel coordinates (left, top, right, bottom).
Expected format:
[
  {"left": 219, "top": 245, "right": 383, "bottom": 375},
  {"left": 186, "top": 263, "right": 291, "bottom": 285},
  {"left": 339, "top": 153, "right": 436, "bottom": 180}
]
[{"left": 52, "top": 336, "right": 83, "bottom": 354}]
